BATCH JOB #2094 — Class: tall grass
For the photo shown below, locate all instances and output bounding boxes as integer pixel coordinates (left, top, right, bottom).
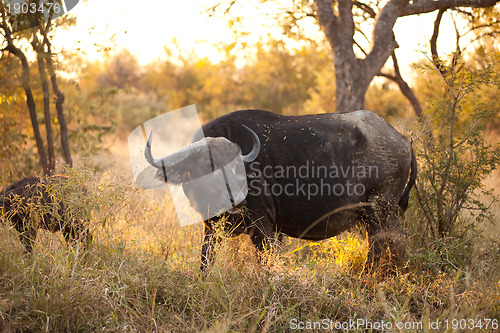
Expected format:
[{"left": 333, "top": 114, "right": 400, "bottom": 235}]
[{"left": 1, "top": 168, "right": 498, "bottom": 332}]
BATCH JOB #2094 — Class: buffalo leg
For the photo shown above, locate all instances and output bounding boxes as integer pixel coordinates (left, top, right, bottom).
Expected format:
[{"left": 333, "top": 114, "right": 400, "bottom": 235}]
[
  {"left": 18, "top": 227, "right": 37, "bottom": 253},
  {"left": 62, "top": 222, "right": 76, "bottom": 243},
  {"left": 363, "top": 203, "right": 407, "bottom": 270},
  {"left": 248, "top": 217, "right": 276, "bottom": 263},
  {"left": 62, "top": 219, "right": 91, "bottom": 250},
  {"left": 200, "top": 225, "right": 220, "bottom": 272}
]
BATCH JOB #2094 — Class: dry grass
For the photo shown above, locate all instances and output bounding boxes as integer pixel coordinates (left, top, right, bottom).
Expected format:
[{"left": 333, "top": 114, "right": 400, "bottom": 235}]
[{"left": 0, "top": 166, "right": 499, "bottom": 332}]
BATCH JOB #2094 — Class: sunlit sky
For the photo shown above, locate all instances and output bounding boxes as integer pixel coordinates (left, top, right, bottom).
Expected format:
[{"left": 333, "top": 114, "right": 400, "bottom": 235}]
[{"left": 54, "top": 0, "right": 466, "bottom": 77}]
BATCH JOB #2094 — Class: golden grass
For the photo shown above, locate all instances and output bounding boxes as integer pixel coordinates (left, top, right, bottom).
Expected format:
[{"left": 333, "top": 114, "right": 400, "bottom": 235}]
[{"left": 0, "top": 166, "right": 499, "bottom": 332}]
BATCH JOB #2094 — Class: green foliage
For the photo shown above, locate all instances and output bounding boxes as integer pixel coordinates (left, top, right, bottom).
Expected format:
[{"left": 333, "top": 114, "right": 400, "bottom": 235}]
[
  {"left": 412, "top": 55, "right": 500, "bottom": 244},
  {"left": 53, "top": 61, "right": 117, "bottom": 154},
  {"left": 138, "top": 38, "right": 333, "bottom": 121},
  {"left": 366, "top": 80, "right": 410, "bottom": 121},
  {"left": 96, "top": 49, "right": 141, "bottom": 89},
  {"left": 301, "top": 61, "right": 336, "bottom": 114},
  {"left": 0, "top": 56, "right": 41, "bottom": 183},
  {"left": 55, "top": 165, "right": 129, "bottom": 230},
  {"left": 0, "top": 1, "right": 109, "bottom": 178},
  {"left": 0, "top": 56, "right": 115, "bottom": 179}
]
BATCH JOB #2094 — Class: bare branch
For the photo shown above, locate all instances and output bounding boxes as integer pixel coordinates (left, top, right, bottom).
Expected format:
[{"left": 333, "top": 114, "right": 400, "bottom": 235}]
[
  {"left": 415, "top": 184, "right": 438, "bottom": 238},
  {"left": 450, "top": 14, "right": 462, "bottom": 70},
  {"left": 354, "top": 38, "right": 368, "bottom": 55},
  {"left": 376, "top": 71, "right": 396, "bottom": 80},
  {"left": 377, "top": 52, "right": 423, "bottom": 117},
  {"left": 338, "top": 0, "right": 355, "bottom": 41},
  {"left": 453, "top": 117, "right": 481, "bottom": 149},
  {"left": 451, "top": 7, "right": 475, "bottom": 19},
  {"left": 392, "top": 52, "right": 423, "bottom": 117},
  {"left": 285, "top": 10, "right": 317, "bottom": 21},
  {"left": 466, "top": 31, "right": 500, "bottom": 46},
  {"left": 353, "top": 1, "right": 377, "bottom": 18},
  {"left": 314, "top": 0, "right": 338, "bottom": 45},
  {"left": 401, "top": 0, "right": 499, "bottom": 17},
  {"left": 208, "top": 0, "right": 238, "bottom": 17},
  {"left": 462, "top": 20, "right": 500, "bottom": 34},
  {"left": 355, "top": 25, "right": 371, "bottom": 44},
  {"left": 364, "top": 0, "right": 409, "bottom": 78},
  {"left": 412, "top": 126, "right": 436, "bottom": 143},
  {"left": 430, "top": 9, "right": 446, "bottom": 75}
]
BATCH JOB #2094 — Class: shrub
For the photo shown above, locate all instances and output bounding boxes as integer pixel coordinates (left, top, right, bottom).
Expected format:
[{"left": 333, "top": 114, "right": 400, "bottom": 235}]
[
  {"left": 408, "top": 55, "right": 500, "bottom": 274},
  {"left": 413, "top": 57, "right": 499, "bottom": 238}
]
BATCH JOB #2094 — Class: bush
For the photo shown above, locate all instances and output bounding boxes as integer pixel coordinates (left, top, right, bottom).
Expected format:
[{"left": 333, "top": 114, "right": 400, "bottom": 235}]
[{"left": 412, "top": 58, "right": 500, "bottom": 241}]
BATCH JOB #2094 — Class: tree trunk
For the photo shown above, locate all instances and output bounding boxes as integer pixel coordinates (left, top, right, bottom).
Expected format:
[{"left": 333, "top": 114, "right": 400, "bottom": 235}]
[
  {"left": 315, "top": 0, "right": 407, "bottom": 113},
  {"left": 43, "top": 35, "right": 73, "bottom": 167},
  {"left": 315, "top": 0, "right": 498, "bottom": 115},
  {"left": 2, "top": 40, "right": 48, "bottom": 174},
  {"left": 33, "top": 34, "right": 56, "bottom": 173},
  {"left": 1, "top": 3, "right": 48, "bottom": 174},
  {"left": 334, "top": 56, "right": 370, "bottom": 112}
]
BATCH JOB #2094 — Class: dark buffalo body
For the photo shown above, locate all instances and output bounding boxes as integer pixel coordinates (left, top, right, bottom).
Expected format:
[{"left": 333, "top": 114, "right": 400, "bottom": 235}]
[
  {"left": 146, "top": 109, "right": 417, "bottom": 270},
  {"left": 0, "top": 176, "right": 90, "bottom": 252}
]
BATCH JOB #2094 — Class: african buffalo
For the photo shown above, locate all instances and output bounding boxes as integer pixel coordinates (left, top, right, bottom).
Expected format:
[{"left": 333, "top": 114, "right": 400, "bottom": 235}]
[
  {"left": 0, "top": 175, "right": 91, "bottom": 252},
  {"left": 145, "top": 109, "right": 417, "bottom": 271}
]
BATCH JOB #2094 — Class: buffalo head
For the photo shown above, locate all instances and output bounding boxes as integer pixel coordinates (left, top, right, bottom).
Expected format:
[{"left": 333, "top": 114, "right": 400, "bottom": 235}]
[{"left": 144, "top": 125, "right": 260, "bottom": 218}]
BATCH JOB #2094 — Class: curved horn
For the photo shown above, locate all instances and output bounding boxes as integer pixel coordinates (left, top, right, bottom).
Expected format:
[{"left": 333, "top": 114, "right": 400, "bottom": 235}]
[
  {"left": 145, "top": 131, "right": 162, "bottom": 168},
  {"left": 145, "top": 130, "right": 207, "bottom": 169},
  {"left": 242, "top": 125, "right": 260, "bottom": 162}
]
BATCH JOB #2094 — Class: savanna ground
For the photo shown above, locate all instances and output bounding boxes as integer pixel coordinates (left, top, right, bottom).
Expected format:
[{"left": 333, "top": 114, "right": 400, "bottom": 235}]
[{"left": 0, "top": 134, "right": 499, "bottom": 332}]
